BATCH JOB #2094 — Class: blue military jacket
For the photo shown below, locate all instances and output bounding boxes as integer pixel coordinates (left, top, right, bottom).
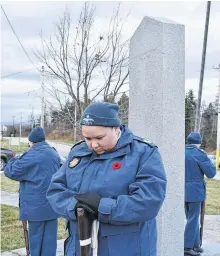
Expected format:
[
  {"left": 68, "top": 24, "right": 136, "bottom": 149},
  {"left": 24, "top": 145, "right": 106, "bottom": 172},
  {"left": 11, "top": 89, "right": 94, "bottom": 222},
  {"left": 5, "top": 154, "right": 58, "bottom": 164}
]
[
  {"left": 185, "top": 144, "right": 216, "bottom": 202},
  {"left": 47, "top": 126, "right": 167, "bottom": 256},
  {"left": 4, "top": 141, "right": 60, "bottom": 221}
]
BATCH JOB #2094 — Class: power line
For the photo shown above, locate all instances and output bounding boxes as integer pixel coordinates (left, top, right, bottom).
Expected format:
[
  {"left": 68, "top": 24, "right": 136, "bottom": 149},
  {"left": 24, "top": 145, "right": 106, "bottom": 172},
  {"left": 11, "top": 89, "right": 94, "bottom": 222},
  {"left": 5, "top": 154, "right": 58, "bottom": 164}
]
[
  {"left": 1, "top": 5, "right": 39, "bottom": 72},
  {"left": 0, "top": 68, "right": 37, "bottom": 79}
]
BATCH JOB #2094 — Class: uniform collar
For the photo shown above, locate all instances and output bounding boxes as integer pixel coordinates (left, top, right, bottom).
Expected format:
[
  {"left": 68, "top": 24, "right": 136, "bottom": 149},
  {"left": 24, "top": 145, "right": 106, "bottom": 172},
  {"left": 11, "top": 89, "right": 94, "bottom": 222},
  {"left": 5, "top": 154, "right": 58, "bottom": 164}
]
[
  {"left": 31, "top": 141, "right": 48, "bottom": 148},
  {"left": 185, "top": 144, "right": 198, "bottom": 149}
]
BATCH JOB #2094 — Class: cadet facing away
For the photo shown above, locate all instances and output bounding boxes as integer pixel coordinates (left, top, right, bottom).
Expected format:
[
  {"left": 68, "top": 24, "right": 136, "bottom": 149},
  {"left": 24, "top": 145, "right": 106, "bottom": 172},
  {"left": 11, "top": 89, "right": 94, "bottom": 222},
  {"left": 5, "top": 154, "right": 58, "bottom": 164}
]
[
  {"left": 47, "top": 102, "right": 167, "bottom": 256},
  {"left": 184, "top": 132, "right": 216, "bottom": 256},
  {"left": 4, "top": 127, "right": 61, "bottom": 256}
]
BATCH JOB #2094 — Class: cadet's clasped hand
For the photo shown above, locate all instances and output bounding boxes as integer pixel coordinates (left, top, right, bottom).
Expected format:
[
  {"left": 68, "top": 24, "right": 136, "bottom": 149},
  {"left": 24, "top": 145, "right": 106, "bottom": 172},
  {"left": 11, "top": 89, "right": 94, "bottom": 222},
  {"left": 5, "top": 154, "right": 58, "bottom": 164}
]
[{"left": 75, "top": 193, "right": 102, "bottom": 219}]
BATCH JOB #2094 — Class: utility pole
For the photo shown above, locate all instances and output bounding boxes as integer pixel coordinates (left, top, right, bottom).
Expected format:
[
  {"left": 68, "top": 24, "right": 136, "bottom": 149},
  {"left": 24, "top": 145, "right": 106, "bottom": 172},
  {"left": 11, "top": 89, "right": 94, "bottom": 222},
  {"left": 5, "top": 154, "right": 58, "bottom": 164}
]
[
  {"left": 31, "top": 105, "right": 35, "bottom": 130},
  {"left": 199, "top": 101, "right": 206, "bottom": 132},
  {"left": 12, "top": 115, "right": 15, "bottom": 137},
  {"left": 195, "top": 1, "right": 211, "bottom": 132},
  {"left": 213, "top": 64, "right": 220, "bottom": 169},
  {"left": 20, "top": 112, "right": 22, "bottom": 138},
  {"left": 41, "top": 66, "right": 45, "bottom": 129},
  {"left": 74, "top": 103, "right": 77, "bottom": 142},
  {"left": 12, "top": 116, "right": 15, "bottom": 130}
]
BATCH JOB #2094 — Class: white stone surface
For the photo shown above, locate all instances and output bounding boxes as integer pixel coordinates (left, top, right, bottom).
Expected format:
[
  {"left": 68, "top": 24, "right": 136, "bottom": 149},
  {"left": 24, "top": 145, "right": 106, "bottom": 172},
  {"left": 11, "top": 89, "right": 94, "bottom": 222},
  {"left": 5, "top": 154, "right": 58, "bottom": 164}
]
[{"left": 129, "top": 16, "right": 185, "bottom": 255}]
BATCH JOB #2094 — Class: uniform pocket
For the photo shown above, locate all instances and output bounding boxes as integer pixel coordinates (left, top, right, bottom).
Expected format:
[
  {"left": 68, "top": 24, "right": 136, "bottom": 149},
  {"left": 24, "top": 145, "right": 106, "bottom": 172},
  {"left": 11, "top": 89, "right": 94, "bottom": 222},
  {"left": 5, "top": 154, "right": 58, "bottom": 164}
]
[{"left": 99, "top": 223, "right": 141, "bottom": 256}]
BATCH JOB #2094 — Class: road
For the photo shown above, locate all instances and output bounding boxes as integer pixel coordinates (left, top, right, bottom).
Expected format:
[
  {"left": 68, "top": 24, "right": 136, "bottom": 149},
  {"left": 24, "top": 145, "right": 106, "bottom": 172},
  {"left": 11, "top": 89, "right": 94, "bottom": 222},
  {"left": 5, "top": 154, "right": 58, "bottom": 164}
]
[{"left": 4, "top": 137, "right": 73, "bottom": 157}]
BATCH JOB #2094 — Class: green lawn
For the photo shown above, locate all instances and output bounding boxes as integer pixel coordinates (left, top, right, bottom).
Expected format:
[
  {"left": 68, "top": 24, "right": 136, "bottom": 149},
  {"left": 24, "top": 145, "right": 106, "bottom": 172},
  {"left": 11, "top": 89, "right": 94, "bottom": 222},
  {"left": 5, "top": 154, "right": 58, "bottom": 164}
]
[
  {"left": 1, "top": 175, "right": 19, "bottom": 193},
  {"left": 205, "top": 178, "right": 220, "bottom": 215},
  {"left": 1, "top": 204, "right": 67, "bottom": 252}
]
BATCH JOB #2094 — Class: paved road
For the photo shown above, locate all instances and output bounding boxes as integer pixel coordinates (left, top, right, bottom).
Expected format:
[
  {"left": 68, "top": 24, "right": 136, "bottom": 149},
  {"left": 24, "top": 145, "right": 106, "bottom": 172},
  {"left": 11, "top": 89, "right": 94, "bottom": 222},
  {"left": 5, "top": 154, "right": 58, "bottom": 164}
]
[
  {"left": 4, "top": 137, "right": 72, "bottom": 157},
  {"left": 0, "top": 191, "right": 19, "bottom": 207},
  {"left": 215, "top": 171, "right": 220, "bottom": 181},
  {"left": 20, "top": 137, "right": 73, "bottom": 157}
]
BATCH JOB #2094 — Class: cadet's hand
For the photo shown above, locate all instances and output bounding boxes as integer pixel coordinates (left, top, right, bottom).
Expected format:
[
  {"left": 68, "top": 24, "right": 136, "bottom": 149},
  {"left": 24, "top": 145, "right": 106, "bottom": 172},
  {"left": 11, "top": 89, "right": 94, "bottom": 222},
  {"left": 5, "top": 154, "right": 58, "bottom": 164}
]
[
  {"left": 74, "top": 193, "right": 102, "bottom": 213},
  {"left": 75, "top": 202, "right": 97, "bottom": 220}
]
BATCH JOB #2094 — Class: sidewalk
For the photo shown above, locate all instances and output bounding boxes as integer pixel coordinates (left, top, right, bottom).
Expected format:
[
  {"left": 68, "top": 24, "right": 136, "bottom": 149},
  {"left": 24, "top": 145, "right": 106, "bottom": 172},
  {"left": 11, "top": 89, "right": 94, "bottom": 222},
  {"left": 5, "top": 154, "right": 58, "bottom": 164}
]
[
  {"left": 1, "top": 240, "right": 65, "bottom": 256},
  {"left": 214, "top": 171, "right": 220, "bottom": 181},
  {"left": 0, "top": 191, "right": 19, "bottom": 207}
]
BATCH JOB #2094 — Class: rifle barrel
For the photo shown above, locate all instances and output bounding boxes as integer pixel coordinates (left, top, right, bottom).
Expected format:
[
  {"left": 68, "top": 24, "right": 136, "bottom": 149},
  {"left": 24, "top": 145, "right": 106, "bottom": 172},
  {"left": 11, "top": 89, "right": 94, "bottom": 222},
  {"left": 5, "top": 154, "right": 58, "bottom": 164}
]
[
  {"left": 22, "top": 221, "right": 30, "bottom": 256},
  {"left": 77, "top": 208, "right": 93, "bottom": 256}
]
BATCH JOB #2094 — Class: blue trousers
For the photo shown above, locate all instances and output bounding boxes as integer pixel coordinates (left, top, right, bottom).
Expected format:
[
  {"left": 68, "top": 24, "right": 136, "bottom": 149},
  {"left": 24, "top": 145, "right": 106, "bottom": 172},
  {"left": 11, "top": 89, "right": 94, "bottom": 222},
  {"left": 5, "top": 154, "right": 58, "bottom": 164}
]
[
  {"left": 28, "top": 219, "right": 58, "bottom": 256},
  {"left": 184, "top": 202, "right": 201, "bottom": 249}
]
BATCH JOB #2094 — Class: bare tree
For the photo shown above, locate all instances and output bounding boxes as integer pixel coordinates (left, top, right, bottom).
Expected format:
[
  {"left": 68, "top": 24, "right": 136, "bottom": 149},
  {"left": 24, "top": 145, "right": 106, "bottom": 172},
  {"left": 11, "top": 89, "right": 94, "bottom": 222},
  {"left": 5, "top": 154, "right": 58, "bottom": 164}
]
[{"left": 35, "top": 3, "right": 129, "bottom": 125}]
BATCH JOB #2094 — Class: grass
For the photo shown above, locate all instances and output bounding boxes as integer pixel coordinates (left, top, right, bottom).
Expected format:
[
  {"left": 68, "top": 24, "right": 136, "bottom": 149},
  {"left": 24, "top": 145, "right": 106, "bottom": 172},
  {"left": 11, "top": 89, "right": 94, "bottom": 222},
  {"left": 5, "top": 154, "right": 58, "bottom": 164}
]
[
  {"left": 0, "top": 204, "right": 67, "bottom": 252},
  {"left": 1, "top": 175, "right": 19, "bottom": 193},
  {"left": 205, "top": 178, "right": 220, "bottom": 215},
  {"left": 1, "top": 139, "right": 29, "bottom": 154}
]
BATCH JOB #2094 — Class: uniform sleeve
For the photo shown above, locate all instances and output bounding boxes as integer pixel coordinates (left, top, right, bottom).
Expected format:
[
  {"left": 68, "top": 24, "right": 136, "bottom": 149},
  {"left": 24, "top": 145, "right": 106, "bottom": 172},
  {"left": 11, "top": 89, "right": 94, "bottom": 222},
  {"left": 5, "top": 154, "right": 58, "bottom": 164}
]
[
  {"left": 98, "top": 147, "right": 167, "bottom": 225},
  {"left": 194, "top": 153, "right": 216, "bottom": 178},
  {"left": 4, "top": 151, "right": 37, "bottom": 181},
  {"left": 46, "top": 158, "right": 78, "bottom": 220}
]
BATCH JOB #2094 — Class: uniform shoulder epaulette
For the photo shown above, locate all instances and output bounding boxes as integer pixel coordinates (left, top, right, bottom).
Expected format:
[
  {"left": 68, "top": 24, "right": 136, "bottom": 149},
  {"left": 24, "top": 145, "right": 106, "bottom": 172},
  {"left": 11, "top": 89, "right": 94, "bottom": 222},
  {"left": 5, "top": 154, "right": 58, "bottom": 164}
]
[
  {"left": 197, "top": 148, "right": 207, "bottom": 154},
  {"left": 70, "top": 140, "right": 85, "bottom": 151},
  {"left": 133, "top": 135, "right": 157, "bottom": 148},
  {"left": 18, "top": 150, "right": 29, "bottom": 159}
]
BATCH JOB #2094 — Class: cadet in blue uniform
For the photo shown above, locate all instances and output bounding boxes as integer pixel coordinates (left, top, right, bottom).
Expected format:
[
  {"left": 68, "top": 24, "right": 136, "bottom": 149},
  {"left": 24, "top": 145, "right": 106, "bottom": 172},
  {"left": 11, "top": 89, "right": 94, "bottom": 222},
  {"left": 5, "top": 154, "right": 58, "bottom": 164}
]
[
  {"left": 47, "top": 102, "right": 167, "bottom": 256},
  {"left": 184, "top": 132, "right": 216, "bottom": 256},
  {"left": 4, "top": 127, "right": 60, "bottom": 256}
]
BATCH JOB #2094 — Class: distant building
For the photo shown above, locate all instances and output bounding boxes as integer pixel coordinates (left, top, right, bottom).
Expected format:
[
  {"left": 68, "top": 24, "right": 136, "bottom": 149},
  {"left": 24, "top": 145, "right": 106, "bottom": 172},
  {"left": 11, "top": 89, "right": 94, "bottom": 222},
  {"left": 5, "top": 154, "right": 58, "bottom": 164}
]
[{"left": 0, "top": 125, "right": 8, "bottom": 138}]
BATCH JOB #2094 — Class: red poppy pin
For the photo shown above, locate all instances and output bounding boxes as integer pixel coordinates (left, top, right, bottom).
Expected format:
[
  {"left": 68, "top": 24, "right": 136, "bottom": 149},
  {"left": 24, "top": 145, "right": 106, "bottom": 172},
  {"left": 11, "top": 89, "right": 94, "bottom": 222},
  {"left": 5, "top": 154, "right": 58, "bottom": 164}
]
[{"left": 112, "top": 162, "right": 122, "bottom": 170}]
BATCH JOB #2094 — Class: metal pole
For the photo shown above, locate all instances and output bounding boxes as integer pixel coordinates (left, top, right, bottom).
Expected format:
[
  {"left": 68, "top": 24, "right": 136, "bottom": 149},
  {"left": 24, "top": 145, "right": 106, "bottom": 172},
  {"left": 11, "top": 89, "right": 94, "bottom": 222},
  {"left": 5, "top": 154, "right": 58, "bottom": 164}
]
[
  {"left": 41, "top": 66, "right": 45, "bottom": 129},
  {"left": 195, "top": 1, "right": 211, "bottom": 132},
  {"left": 213, "top": 64, "right": 220, "bottom": 169}
]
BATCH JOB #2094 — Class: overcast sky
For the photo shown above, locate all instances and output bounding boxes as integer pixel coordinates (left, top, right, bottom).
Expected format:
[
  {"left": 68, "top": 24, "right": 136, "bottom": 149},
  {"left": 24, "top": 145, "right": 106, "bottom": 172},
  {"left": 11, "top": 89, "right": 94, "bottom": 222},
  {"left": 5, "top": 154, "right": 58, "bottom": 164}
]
[{"left": 1, "top": 1, "right": 220, "bottom": 125}]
